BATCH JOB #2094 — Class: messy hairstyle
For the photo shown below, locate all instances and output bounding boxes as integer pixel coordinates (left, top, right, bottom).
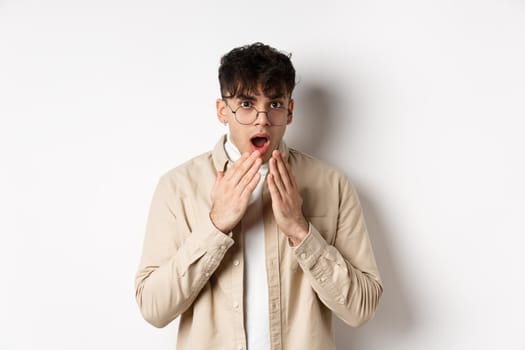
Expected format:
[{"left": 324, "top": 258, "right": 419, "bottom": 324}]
[{"left": 218, "top": 42, "right": 296, "bottom": 99}]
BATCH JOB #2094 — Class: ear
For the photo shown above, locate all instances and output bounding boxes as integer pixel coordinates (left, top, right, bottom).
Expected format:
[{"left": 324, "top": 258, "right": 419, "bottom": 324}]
[
  {"left": 286, "top": 98, "right": 295, "bottom": 125},
  {"left": 216, "top": 99, "right": 228, "bottom": 124}
]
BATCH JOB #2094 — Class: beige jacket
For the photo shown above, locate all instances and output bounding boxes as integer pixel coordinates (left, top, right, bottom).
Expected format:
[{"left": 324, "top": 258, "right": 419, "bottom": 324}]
[{"left": 135, "top": 136, "right": 383, "bottom": 350}]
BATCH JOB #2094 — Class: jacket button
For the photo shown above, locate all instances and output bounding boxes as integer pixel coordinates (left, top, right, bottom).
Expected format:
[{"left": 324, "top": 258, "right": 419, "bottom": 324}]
[{"left": 233, "top": 259, "right": 240, "bottom": 266}]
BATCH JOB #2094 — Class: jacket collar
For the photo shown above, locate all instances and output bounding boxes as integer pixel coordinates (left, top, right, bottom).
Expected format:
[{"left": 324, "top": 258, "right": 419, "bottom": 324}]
[{"left": 212, "top": 134, "right": 289, "bottom": 173}]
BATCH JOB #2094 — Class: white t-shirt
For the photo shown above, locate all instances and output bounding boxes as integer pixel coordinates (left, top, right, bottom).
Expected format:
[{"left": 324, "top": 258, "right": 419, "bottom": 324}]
[{"left": 224, "top": 135, "right": 270, "bottom": 350}]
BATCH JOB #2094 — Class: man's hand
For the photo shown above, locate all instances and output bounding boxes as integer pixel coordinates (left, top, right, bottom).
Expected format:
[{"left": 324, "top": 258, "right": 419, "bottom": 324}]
[
  {"left": 210, "top": 151, "right": 262, "bottom": 233},
  {"left": 268, "top": 150, "right": 309, "bottom": 246}
]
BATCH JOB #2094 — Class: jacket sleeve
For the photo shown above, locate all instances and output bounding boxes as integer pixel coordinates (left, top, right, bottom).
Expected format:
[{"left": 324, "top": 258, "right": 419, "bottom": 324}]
[
  {"left": 135, "top": 175, "right": 234, "bottom": 328},
  {"left": 293, "top": 176, "right": 383, "bottom": 327}
]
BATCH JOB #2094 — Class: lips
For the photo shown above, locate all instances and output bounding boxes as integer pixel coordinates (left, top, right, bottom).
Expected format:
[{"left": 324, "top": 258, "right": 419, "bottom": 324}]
[{"left": 250, "top": 133, "right": 271, "bottom": 154}]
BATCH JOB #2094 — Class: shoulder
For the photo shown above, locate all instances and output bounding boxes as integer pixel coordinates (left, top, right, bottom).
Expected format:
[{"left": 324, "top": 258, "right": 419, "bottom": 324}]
[
  {"left": 288, "top": 148, "right": 358, "bottom": 216},
  {"left": 288, "top": 148, "right": 349, "bottom": 184},
  {"left": 156, "top": 151, "right": 216, "bottom": 194}
]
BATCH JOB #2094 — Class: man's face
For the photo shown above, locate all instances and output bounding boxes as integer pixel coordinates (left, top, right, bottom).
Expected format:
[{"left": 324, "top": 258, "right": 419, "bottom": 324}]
[{"left": 216, "top": 87, "right": 294, "bottom": 163}]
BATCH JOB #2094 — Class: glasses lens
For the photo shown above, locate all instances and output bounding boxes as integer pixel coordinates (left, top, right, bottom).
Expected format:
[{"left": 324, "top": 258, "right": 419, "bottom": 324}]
[
  {"left": 235, "top": 108, "right": 257, "bottom": 124},
  {"left": 267, "top": 108, "right": 288, "bottom": 126},
  {"left": 232, "top": 105, "right": 288, "bottom": 126}
]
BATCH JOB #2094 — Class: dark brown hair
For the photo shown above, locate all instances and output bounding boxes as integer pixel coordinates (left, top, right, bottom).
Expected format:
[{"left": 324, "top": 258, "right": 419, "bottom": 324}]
[{"left": 218, "top": 42, "right": 296, "bottom": 99}]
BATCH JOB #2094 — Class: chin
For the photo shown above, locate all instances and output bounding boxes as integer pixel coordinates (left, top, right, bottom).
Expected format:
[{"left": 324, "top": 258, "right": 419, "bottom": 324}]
[
  {"left": 261, "top": 153, "right": 273, "bottom": 163},
  {"left": 263, "top": 144, "right": 279, "bottom": 161}
]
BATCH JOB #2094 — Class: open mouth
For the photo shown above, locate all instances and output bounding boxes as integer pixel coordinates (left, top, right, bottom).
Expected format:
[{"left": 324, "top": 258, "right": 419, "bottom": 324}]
[
  {"left": 251, "top": 136, "right": 268, "bottom": 147},
  {"left": 250, "top": 134, "right": 270, "bottom": 153}
]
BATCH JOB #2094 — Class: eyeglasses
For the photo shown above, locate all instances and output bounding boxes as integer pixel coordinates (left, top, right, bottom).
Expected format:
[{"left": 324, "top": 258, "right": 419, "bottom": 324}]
[{"left": 224, "top": 100, "right": 289, "bottom": 126}]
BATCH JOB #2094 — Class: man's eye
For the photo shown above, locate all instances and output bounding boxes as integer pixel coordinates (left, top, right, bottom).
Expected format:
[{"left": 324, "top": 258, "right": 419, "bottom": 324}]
[
  {"left": 239, "top": 101, "right": 252, "bottom": 108},
  {"left": 270, "top": 102, "right": 282, "bottom": 109}
]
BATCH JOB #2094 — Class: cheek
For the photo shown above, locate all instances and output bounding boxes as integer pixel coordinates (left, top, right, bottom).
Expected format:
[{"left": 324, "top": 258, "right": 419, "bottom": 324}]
[
  {"left": 229, "top": 132, "right": 242, "bottom": 147},
  {"left": 271, "top": 127, "right": 287, "bottom": 144},
  {"left": 228, "top": 127, "right": 251, "bottom": 151}
]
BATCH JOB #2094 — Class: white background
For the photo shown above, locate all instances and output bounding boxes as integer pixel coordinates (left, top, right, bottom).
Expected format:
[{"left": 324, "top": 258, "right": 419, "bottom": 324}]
[{"left": 1, "top": 0, "right": 524, "bottom": 349}]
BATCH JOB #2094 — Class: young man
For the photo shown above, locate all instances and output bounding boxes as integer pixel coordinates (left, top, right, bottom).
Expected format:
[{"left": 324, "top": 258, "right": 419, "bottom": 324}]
[{"left": 135, "top": 43, "right": 383, "bottom": 350}]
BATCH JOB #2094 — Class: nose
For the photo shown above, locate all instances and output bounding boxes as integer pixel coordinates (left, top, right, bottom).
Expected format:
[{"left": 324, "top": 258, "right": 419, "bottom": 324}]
[{"left": 254, "top": 110, "right": 271, "bottom": 126}]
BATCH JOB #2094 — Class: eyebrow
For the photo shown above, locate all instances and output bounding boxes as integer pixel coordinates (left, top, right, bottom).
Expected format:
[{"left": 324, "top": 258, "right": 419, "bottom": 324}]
[
  {"left": 236, "top": 94, "right": 257, "bottom": 101},
  {"left": 267, "top": 93, "right": 286, "bottom": 99},
  {"left": 235, "top": 93, "right": 286, "bottom": 100}
]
